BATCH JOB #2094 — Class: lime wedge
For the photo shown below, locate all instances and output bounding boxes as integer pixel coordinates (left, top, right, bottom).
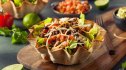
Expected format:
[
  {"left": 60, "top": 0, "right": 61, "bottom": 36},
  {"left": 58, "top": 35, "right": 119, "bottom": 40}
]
[
  {"left": 2, "top": 64, "right": 24, "bottom": 70},
  {"left": 94, "top": 0, "right": 109, "bottom": 10}
]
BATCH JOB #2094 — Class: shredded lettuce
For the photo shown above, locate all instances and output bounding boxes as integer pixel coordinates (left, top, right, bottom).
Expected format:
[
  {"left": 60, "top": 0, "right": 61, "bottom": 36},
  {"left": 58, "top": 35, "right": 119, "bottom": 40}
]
[
  {"left": 88, "top": 34, "right": 94, "bottom": 40},
  {"left": 84, "top": 38, "right": 92, "bottom": 49},
  {"left": 34, "top": 23, "right": 45, "bottom": 31},
  {"left": 33, "top": 22, "right": 45, "bottom": 37},
  {"left": 87, "top": 26, "right": 98, "bottom": 40},
  {"left": 33, "top": 31, "right": 40, "bottom": 37},
  {"left": 65, "top": 40, "right": 77, "bottom": 54},
  {"left": 89, "top": 26, "right": 98, "bottom": 35},
  {"left": 37, "top": 37, "right": 45, "bottom": 45},
  {"left": 44, "top": 17, "right": 52, "bottom": 25},
  {"left": 69, "top": 40, "right": 78, "bottom": 49},
  {"left": 32, "top": 18, "right": 52, "bottom": 37},
  {"left": 79, "top": 13, "right": 85, "bottom": 26}
]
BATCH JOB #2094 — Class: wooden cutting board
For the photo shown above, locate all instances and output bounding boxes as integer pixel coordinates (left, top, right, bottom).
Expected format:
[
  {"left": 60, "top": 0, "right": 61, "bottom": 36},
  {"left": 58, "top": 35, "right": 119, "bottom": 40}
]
[{"left": 17, "top": 9, "right": 126, "bottom": 70}]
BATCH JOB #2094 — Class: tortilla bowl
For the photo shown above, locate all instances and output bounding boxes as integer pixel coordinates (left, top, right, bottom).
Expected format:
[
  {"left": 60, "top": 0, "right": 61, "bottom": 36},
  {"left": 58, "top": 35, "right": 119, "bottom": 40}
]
[
  {"left": 29, "top": 18, "right": 106, "bottom": 65},
  {"left": 0, "top": 0, "right": 48, "bottom": 19}
]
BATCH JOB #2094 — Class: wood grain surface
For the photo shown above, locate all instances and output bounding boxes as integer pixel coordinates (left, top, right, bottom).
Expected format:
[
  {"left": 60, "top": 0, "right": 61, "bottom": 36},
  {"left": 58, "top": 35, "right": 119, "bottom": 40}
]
[{"left": 17, "top": 9, "right": 126, "bottom": 70}]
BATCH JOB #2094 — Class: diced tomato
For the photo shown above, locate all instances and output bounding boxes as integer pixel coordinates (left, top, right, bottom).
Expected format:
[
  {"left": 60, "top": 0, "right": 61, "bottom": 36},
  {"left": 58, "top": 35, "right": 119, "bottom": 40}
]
[
  {"left": 47, "top": 35, "right": 57, "bottom": 44},
  {"left": 57, "top": 34, "right": 61, "bottom": 39},
  {"left": 47, "top": 40, "right": 51, "bottom": 44},
  {"left": 69, "top": 35, "right": 75, "bottom": 40},
  {"left": 60, "top": 35, "right": 65, "bottom": 42},
  {"left": 50, "top": 35, "right": 57, "bottom": 41},
  {"left": 56, "top": 0, "right": 89, "bottom": 14}
]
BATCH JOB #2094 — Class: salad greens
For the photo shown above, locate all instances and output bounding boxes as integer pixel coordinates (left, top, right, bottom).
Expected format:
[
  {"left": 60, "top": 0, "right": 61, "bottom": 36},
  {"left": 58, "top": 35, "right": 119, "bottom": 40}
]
[
  {"left": 65, "top": 40, "right": 78, "bottom": 54},
  {"left": 84, "top": 38, "right": 92, "bottom": 49},
  {"left": 32, "top": 18, "right": 52, "bottom": 37},
  {"left": 37, "top": 37, "right": 45, "bottom": 45},
  {"left": 44, "top": 17, "right": 52, "bottom": 25},
  {"left": 34, "top": 23, "right": 45, "bottom": 31},
  {"left": 0, "top": 24, "right": 28, "bottom": 44},
  {"left": 33, "top": 23, "right": 45, "bottom": 37},
  {"left": 89, "top": 26, "right": 98, "bottom": 34},
  {"left": 87, "top": 26, "right": 98, "bottom": 40},
  {"left": 79, "top": 13, "right": 85, "bottom": 26},
  {"left": 68, "top": 40, "right": 78, "bottom": 49}
]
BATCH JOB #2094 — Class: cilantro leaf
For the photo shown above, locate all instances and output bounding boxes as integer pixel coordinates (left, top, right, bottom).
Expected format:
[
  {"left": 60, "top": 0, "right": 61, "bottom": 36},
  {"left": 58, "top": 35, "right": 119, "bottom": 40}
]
[
  {"left": 12, "top": 30, "right": 28, "bottom": 44},
  {"left": 0, "top": 27, "right": 12, "bottom": 37},
  {"left": 11, "top": 26, "right": 28, "bottom": 44}
]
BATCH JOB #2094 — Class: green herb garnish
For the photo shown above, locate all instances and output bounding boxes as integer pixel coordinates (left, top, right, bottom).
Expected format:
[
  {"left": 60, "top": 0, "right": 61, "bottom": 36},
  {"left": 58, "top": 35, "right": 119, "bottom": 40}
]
[
  {"left": 0, "top": 24, "right": 28, "bottom": 44},
  {"left": 0, "top": 27, "right": 12, "bottom": 37},
  {"left": 12, "top": 30, "right": 28, "bottom": 44}
]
